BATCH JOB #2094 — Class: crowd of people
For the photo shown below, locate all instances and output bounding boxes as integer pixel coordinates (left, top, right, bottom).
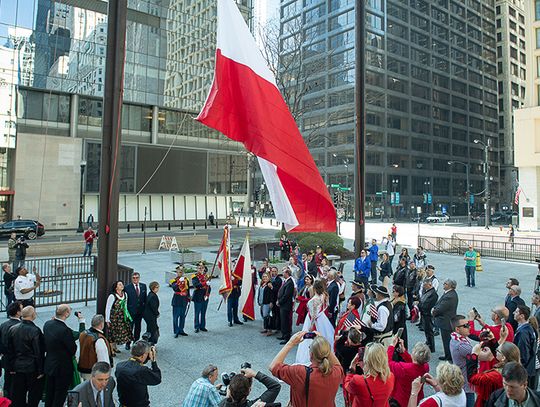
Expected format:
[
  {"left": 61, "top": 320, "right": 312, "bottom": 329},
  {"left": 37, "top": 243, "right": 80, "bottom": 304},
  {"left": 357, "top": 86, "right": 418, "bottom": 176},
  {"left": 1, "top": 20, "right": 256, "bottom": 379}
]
[{"left": 1, "top": 228, "right": 540, "bottom": 407}]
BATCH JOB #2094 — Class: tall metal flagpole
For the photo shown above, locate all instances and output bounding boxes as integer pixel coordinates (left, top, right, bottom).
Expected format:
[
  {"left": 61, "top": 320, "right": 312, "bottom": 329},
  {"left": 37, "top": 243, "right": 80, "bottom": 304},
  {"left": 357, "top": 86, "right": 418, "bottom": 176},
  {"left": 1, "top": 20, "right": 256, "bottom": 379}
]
[
  {"left": 97, "top": 0, "right": 128, "bottom": 314},
  {"left": 354, "top": 0, "right": 366, "bottom": 257}
]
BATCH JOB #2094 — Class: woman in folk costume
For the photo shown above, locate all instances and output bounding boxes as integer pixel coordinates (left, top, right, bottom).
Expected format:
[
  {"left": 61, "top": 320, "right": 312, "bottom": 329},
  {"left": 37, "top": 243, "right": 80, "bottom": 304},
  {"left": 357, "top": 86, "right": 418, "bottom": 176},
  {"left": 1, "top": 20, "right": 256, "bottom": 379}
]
[
  {"left": 295, "top": 274, "right": 314, "bottom": 325},
  {"left": 295, "top": 279, "right": 335, "bottom": 365},
  {"left": 105, "top": 280, "right": 133, "bottom": 356}
]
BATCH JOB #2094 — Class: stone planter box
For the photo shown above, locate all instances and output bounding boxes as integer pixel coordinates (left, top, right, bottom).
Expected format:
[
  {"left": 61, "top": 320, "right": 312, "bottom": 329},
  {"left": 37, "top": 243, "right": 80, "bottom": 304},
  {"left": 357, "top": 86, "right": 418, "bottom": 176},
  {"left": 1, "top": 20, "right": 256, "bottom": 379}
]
[{"left": 170, "top": 251, "right": 203, "bottom": 264}]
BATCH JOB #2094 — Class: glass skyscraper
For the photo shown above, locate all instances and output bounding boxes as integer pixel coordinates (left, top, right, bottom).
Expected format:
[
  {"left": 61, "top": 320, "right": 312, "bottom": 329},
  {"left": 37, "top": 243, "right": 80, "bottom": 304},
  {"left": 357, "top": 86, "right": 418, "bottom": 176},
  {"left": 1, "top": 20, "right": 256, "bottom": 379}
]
[{"left": 280, "top": 0, "right": 500, "bottom": 218}]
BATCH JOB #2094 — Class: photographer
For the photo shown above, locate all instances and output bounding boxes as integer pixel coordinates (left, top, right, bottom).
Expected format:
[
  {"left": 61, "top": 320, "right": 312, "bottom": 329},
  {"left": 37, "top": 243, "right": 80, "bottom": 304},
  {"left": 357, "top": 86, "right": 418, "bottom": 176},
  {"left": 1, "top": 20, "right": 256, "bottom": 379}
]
[
  {"left": 182, "top": 365, "right": 222, "bottom": 407},
  {"left": 219, "top": 367, "right": 280, "bottom": 407},
  {"left": 115, "top": 340, "right": 161, "bottom": 407}
]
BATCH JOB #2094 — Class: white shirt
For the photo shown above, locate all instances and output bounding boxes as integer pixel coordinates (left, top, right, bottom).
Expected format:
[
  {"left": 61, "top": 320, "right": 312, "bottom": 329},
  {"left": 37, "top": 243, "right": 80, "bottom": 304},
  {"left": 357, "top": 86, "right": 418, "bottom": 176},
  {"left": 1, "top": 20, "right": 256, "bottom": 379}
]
[
  {"left": 14, "top": 274, "right": 36, "bottom": 300},
  {"left": 371, "top": 299, "right": 390, "bottom": 333},
  {"left": 90, "top": 379, "right": 105, "bottom": 407},
  {"left": 105, "top": 293, "right": 128, "bottom": 323}
]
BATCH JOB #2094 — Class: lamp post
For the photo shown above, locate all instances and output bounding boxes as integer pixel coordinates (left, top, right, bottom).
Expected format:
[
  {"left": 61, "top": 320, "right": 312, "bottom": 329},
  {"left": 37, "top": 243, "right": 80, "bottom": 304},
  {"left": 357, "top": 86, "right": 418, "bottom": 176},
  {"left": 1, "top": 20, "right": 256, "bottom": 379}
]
[
  {"left": 391, "top": 178, "right": 399, "bottom": 219},
  {"left": 382, "top": 163, "right": 399, "bottom": 221},
  {"left": 77, "top": 160, "right": 87, "bottom": 233},
  {"left": 448, "top": 160, "right": 471, "bottom": 227},
  {"left": 474, "top": 138, "right": 491, "bottom": 229},
  {"left": 424, "top": 180, "right": 431, "bottom": 215}
]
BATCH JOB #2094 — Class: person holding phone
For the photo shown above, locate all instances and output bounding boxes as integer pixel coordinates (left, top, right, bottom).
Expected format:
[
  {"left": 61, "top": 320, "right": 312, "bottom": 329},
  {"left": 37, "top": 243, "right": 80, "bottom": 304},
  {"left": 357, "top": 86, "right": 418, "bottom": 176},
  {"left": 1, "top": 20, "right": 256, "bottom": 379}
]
[{"left": 409, "top": 363, "right": 466, "bottom": 407}]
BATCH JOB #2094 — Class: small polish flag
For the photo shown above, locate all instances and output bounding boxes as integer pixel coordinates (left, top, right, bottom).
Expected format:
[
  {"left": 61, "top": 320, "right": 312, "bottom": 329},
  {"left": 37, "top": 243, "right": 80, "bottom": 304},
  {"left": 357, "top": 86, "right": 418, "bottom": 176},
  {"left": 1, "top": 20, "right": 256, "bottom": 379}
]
[
  {"left": 514, "top": 186, "right": 522, "bottom": 205},
  {"left": 196, "top": 0, "right": 336, "bottom": 233}
]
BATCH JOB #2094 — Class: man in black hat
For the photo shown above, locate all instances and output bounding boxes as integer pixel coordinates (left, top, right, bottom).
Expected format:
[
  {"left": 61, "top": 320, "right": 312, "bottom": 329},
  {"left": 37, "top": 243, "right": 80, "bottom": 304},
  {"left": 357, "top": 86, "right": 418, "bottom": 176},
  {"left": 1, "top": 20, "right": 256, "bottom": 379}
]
[
  {"left": 362, "top": 285, "right": 394, "bottom": 345},
  {"left": 349, "top": 281, "right": 365, "bottom": 304},
  {"left": 418, "top": 278, "right": 438, "bottom": 352}
]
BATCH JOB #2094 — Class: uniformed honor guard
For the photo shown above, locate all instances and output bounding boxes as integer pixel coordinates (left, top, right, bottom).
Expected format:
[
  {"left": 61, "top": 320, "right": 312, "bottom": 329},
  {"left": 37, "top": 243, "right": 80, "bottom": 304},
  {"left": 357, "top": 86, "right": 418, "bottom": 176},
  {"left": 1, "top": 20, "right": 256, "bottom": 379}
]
[
  {"left": 227, "top": 275, "right": 243, "bottom": 327},
  {"left": 170, "top": 265, "right": 190, "bottom": 337},
  {"left": 192, "top": 262, "right": 211, "bottom": 333}
]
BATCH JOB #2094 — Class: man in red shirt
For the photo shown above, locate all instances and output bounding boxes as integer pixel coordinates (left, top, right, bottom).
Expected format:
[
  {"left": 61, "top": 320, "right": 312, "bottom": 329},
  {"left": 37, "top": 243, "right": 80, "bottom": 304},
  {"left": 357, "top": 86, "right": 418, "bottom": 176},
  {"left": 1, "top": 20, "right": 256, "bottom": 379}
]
[
  {"left": 83, "top": 227, "right": 97, "bottom": 257},
  {"left": 467, "top": 305, "right": 514, "bottom": 343}
]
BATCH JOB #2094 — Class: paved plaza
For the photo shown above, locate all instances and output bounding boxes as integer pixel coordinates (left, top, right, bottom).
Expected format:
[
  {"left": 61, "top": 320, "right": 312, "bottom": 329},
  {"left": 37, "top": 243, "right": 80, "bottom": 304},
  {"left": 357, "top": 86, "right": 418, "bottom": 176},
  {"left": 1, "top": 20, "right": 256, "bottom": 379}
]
[{"left": 23, "top": 239, "right": 539, "bottom": 406}]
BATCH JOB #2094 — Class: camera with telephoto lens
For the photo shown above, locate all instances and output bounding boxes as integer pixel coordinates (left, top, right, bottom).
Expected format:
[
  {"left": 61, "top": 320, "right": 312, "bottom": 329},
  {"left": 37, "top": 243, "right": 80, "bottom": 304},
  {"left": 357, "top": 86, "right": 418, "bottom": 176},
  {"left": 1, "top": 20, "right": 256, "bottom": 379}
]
[{"left": 219, "top": 362, "right": 252, "bottom": 396}]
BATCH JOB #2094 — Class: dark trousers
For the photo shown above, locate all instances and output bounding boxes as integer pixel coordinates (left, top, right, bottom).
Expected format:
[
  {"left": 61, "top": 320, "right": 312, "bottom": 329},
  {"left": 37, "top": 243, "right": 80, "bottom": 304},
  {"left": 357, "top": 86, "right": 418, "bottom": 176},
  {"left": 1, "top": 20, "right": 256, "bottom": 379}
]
[
  {"left": 83, "top": 242, "right": 93, "bottom": 256},
  {"left": 227, "top": 295, "right": 240, "bottom": 323},
  {"left": 422, "top": 313, "right": 435, "bottom": 352},
  {"left": 271, "top": 304, "right": 281, "bottom": 331},
  {"left": 280, "top": 307, "right": 292, "bottom": 339},
  {"left": 172, "top": 304, "right": 187, "bottom": 334},
  {"left": 20, "top": 298, "right": 34, "bottom": 308},
  {"left": 144, "top": 316, "right": 160, "bottom": 344},
  {"left": 45, "top": 373, "right": 72, "bottom": 407},
  {"left": 370, "top": 261, "right": 377, "bottom": 283},
  {"left": 5, "top": 291, "right": 15, "bottom": 308},
  {"left": 440, "top": 328, "right": 452, "bottom": 360},
  {"left": 194, "top": 300, "right": 208, "bottom": 330},
  {"left": 406, "top": 288, "right": 415, "bottom": 311},
  {"left": 12, "top": 372, "right": 44, "bottom": 407},
  {"left": 130, "top": 313, "right": 143, "bottom": 342},
  {"left": 2, "top": 366, "right": 13, "bottom": 399}
]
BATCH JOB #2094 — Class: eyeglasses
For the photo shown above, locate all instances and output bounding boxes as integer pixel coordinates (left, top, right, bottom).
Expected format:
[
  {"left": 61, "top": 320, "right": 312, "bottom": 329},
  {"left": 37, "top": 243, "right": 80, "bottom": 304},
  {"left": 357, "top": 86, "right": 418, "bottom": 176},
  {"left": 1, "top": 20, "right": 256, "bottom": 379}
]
[{"left": 457, "top": 324, "right": 470, "bottom": 329}]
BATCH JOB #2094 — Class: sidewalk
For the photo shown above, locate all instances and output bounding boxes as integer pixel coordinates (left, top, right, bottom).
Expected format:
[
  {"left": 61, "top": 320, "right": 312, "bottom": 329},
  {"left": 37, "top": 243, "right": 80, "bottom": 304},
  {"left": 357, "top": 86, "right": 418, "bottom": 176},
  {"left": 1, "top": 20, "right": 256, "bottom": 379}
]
[{"left": 27, "top": 247, "right": 539, "bottom": 407}]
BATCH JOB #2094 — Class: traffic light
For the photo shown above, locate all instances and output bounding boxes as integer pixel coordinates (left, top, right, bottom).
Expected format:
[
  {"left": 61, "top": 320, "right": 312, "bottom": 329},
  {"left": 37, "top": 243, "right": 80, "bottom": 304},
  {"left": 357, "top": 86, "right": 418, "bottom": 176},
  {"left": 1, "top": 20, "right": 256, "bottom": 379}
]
[
  {"left": 333, "top": 192, "right": 339, "bottom": 206},
  {"left": 254, "top": 190, "right": 260, "bottom": 201}
]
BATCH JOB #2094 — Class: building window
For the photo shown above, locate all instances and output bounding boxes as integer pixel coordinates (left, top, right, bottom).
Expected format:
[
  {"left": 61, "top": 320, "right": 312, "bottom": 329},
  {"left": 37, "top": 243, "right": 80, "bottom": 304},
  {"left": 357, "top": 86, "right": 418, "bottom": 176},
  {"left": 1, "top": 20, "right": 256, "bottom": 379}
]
[{"left": 536, "top": 0, "right": 540, "bottom": 20}]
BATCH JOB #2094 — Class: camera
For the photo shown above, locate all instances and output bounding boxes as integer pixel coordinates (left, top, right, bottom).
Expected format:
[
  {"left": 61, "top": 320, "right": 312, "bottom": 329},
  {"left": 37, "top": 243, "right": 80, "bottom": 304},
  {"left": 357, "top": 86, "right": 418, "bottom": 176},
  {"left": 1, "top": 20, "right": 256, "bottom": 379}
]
[
  {"left": 219, "top": 362, "right": 252, "bottom": 396},
  {"left": 141, "top": 332, "right": 154, "bottom": 346}
]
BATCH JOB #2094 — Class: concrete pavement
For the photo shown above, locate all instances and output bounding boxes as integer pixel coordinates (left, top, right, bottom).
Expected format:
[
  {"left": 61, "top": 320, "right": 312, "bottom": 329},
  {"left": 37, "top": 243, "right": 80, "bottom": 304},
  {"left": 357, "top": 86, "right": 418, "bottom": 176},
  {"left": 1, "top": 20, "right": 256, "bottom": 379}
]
[{"left": 22, "top": 243, "right": 538, "bottom": 407}]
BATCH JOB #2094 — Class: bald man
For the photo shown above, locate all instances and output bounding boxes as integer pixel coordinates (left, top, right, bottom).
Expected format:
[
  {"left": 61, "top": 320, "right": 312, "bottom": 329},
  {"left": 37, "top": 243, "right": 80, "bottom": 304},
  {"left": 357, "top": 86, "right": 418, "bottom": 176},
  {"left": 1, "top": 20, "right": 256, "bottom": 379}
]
[
  {"left": 43, "top": 304, "right": 85, "bottom": 407},
  {"left": 6, "top": 306, "right": 45, "bottom": 407}
]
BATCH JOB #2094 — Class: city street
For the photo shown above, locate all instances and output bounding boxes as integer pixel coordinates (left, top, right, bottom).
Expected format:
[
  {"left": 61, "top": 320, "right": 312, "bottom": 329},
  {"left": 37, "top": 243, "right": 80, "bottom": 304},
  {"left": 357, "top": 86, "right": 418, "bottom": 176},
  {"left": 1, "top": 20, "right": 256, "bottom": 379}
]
[{"left": 29, "top": 244, "right": 539, "bottom": 406}]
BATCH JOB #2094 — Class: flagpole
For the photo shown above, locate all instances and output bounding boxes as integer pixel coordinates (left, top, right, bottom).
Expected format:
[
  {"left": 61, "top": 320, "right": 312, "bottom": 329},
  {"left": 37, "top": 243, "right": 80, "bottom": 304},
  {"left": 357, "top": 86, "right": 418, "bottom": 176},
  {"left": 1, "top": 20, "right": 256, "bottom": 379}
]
[{"left": 354, "top": 0, "right": 366, "bottom": 257}]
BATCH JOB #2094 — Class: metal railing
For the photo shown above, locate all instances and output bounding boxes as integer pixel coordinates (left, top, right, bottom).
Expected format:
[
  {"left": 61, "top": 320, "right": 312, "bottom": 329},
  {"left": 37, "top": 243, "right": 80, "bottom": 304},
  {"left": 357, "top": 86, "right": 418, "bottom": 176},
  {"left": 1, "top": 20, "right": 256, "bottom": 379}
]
[
  {"left": 419, "top": 235, "right": 540, "bottom": 263},
  {"left": 0, "top": 256, "right": 134, "bottom": 312},
  {"left": 452, "top": 232, "right": 540, "bottom": 248}
]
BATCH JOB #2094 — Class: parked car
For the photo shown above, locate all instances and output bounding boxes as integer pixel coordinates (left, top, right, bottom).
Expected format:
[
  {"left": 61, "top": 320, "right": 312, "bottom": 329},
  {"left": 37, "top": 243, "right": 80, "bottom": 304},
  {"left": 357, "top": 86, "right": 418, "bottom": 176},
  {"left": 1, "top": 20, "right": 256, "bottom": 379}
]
[
  {"left": 0, "top": 220, "right": 45, "bottom": 239},
  {"left": 426, "top": 214, "right": 450, "bottom": 223},
  {"left": 411, "top": 213, "right": 429, "bottom": 223}
]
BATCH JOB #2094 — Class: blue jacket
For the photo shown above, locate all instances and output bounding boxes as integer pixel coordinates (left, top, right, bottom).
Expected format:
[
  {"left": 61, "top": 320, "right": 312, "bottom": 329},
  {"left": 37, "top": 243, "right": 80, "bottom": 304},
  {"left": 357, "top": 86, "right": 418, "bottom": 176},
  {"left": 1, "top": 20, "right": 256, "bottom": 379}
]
[
  {"left": 515, "top": 322, "right": 538, "bottom": 377},
  {"left": 368, "top": 244, "right": 379, "bottom": 262},
  {"left": 353, "top": 256, "right": 371, "bottom": 280}
]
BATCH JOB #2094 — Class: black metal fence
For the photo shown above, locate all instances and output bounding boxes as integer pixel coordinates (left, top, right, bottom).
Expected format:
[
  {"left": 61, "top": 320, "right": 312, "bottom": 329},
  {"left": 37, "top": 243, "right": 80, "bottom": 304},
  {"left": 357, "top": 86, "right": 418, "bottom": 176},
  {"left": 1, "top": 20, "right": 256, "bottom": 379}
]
[
  {"left": 419, "top": 235, "right": 540, "bottom": 263},
  {"left": 0, "top": 256, "right": 133, "bottom": 312}
]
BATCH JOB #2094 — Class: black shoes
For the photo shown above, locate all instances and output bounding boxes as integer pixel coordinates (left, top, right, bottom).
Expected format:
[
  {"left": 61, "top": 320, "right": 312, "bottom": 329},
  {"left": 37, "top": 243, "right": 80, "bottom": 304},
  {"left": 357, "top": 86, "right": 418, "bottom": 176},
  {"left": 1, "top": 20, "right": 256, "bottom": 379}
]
[
  {"left": 234, "top": 321, "right": 244, "bottom": 325},
  {"left": 180, "top": 332, "right": 188, "bottom": 336},
  {"left": 229, "top": 322, "right": 233, "bottom": 327},
  {"left": 125, "top": 343, "right": 130, "bottom": 350},
  {"left": 195, "top": 329, "right": 200, "bottom": 333},
  {"left": 174, "top": 333, "right": 179, "bottom": 338},
  {"left": 276, "top": 336, "right": 285, "bottom": 340},
  {"left": 200, "top": 328, "right": 208, "bottom": 332}
]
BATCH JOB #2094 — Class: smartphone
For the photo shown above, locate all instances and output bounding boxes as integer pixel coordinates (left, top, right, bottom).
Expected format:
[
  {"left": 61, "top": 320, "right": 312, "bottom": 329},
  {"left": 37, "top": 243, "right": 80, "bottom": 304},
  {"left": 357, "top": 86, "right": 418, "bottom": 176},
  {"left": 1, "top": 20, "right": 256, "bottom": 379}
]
[
  {"left": 303, "top": 332, "right": 316, "bottom": 339},
  {"left": 395, "top": 327, "right": 404, "bottom": 339},
  {"left": 420, "top": 376, "right": 426, "bottom": 384},
  {"left": 74, "top": 311, "right": 81, "bottom": 318},
  {"left": 501, "top": 318, "right": 506, "bottom": 327},
  {"left": 357, "top": 346, "right": 365, "bottom": 360},
  {"left": 472, "top": 307, "right": 480, "bottom": 318},
  {"left": 66, "top": 391, "right": 79, "bottom": 407}
]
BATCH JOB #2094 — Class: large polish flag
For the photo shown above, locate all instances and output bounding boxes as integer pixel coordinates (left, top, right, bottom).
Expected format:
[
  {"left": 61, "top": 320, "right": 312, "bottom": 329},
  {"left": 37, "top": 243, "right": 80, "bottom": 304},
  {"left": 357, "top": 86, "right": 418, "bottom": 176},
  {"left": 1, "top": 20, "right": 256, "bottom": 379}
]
[
  {"left": 234, "top": 234, "right": 256, "bottom": 320},
  {"left": 196, "top": 0, "right": 336, "bottom": 232},
  {"left": 216, "top": 225, "right": 233, "bottom": 297}
]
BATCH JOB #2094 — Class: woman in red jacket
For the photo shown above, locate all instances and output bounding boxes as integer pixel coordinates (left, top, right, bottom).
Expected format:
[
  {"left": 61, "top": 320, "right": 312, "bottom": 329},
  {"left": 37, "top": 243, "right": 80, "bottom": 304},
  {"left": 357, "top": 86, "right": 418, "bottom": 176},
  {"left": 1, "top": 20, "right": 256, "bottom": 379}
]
[
  {"left": 345, "top": 342, "right": 395, "bottom": 407},
  {"left": 466, "top": 341, "right": 520, "bottom": 407},
  {"left": 387, "top": 337, "right": 431, "bottom": 407}
]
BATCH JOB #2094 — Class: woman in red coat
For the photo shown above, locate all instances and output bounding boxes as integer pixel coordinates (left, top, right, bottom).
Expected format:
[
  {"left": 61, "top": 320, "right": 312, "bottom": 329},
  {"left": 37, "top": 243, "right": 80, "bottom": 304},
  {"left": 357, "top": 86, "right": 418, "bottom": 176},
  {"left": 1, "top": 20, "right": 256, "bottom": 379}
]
[
  {"left": 387, "top": 337, "right": 431, "bottom": 407},
  {"left": 345, "top": 342, "right": 395, "bottom": 407}
]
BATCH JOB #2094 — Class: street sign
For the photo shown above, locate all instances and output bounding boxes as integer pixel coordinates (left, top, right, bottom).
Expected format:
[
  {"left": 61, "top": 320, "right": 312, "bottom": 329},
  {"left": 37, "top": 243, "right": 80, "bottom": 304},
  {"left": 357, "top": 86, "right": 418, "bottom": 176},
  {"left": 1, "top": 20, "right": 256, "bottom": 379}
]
[
  {"left": 390, "top": 192, "right": 395, "bottom": 204},
  {"left": 427, "top": 193, "right": 432, "bottom": 204},
  {"left": 423, "top": 193, "right": 427, "bottom": 204},
  {"left": 331, "top": 184, "right": 341, "bottom": 188},
  {"left": 340, "top": 187, "right": 351, "bottom": 191},
  {"left": 395, "top": 192, "right": 400, "bottom": 204},
  {"left": 470, "top": 195, "right": 474, "bottom": 204}
]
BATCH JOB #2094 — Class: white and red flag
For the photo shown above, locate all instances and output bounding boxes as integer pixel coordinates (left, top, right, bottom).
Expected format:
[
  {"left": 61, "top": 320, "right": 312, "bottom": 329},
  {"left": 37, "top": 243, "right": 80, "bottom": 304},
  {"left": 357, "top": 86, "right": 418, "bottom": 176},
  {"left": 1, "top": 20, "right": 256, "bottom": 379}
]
[
  {"left": 196, "top": 0, "right": 336, "bottom": 233},
  {"left": 514, "top": 186, "right": 522, "bottom": 205},
  {"left": 216, "top": 225, "right": 233, "bottom": 297},
  {"left": 234, "top": 234, "right": 256, "bottom": 320}
]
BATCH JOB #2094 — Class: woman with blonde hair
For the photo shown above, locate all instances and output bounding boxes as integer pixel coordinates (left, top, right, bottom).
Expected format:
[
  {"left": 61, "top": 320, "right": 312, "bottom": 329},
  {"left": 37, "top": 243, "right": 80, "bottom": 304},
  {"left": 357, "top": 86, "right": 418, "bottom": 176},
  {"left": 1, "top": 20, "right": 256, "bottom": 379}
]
[
  {"left": 409, "top": 362, "right": 466, "bottom": 407},
  {"left": 345, "top": 342, "right": 395, "bottom": 406},
  {"left": 270, "top": 331, "right": 343, "bottom": 406},
  {"left": 466, "top": 340, "right": 521, "bottom": 407}
]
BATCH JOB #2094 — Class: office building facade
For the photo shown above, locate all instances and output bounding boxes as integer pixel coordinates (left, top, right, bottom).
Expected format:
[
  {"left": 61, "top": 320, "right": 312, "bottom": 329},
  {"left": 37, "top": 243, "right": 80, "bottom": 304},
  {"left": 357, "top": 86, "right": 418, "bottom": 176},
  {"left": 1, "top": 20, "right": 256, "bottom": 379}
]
[
  {"left": 279, "top": 0, "right": 501, "bottom": 218},
  {"left": 0, "top": 0, "right": 252, "bottom": 228},
  {"left": 514, "top": 0, "right": 540, "bottom": 230}
]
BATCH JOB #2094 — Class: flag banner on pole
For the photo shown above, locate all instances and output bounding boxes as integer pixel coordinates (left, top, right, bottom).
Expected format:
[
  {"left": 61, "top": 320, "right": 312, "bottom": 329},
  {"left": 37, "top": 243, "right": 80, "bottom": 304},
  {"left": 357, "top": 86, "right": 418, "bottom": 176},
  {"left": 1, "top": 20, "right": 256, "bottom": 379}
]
[
  {"left": 236, "top": 234, "right": 255, "bottom": 320},
  {"left": 196, "top": 0, "right": 336, "bottom": 233},
  {"left": 217, "top": 226, "right": 232, "bottom": 297},
  {"left": 514, "top": 186, "right": 522, "bottom": 205}
]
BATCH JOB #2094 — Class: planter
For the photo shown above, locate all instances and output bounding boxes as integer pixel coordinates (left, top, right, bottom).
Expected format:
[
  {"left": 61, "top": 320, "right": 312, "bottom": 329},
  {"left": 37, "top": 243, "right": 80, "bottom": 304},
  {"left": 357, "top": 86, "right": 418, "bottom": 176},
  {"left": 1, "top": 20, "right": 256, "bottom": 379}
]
[{"left": 170, "top": 251, "right": 203, "bottom": 264}]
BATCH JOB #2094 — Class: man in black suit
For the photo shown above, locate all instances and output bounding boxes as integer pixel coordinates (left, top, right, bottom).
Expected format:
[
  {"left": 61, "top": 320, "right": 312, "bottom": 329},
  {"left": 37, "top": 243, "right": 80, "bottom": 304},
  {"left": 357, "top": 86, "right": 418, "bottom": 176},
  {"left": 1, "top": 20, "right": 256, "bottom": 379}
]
[
  {"left": 72, "top": 362, "right": 116, "bottom": 407},
  {"left": 43, "top": 304, "right": 86, "bottom": 407},
  {"left": 269, "top": 266, "right": 283, "bottom": 334},
  {"left": 327, "top": 268, "right": 340, "bottom": 326},
  {"left": 6, "top": 306, "right": 45, "bottom": 407},
  {"left": 0, "top": 301, "right": 22, "bottom": 398},
  {"left": 124, "top": 272, "right": 147, "bottom": 349},
  {"left": 276, "top": 268, "right": 295, "bottom": 344},
  {"left": 305, "top": 252, "right": 317, "bottom": 279},
  {"left": 507, "top": 285, "right": 525, "bottom": 331},
  {"left": 432, "top": 278, "right": 459, "bottom": 361},
  {"left": 418, "top": 278, "right": 438, "bottom": 353}
]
